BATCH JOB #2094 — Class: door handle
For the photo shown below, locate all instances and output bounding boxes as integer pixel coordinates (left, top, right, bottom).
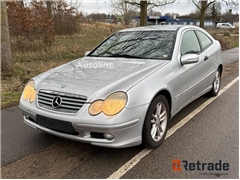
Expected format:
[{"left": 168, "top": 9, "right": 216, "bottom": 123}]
[{"left": 204, "top": 56, "right": 209, "bottom": 61}]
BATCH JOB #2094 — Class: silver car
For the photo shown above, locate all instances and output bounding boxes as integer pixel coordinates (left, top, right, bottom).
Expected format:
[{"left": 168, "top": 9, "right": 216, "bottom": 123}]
[{"left": 19, "top": 25, "right": 222, "bottom": 148}]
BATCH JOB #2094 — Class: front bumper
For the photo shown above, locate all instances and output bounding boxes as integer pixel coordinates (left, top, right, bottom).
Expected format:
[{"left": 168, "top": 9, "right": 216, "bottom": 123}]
[{"left": 19, "top": 103, "right": 149, "bottom": 148}]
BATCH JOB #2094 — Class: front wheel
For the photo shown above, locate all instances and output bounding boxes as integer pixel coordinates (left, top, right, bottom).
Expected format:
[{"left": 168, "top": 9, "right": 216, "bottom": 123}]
[
  {"left": 142, "top": 95, "right": 169, "bottom": 149},
  {"left": 208, "top": 68, "right": 221, "bottom": 97}
]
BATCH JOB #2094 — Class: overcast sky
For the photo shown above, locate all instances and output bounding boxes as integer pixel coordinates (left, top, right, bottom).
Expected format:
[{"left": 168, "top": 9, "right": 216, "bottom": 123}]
[{"left": 80, "top": 0, "right": 239, "bottom": 16}]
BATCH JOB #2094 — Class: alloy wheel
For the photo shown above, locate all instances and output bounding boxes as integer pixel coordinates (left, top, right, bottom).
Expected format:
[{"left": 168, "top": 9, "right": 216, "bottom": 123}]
[{"left": 150, "top": 102, "right": 168, "bottom": 142}]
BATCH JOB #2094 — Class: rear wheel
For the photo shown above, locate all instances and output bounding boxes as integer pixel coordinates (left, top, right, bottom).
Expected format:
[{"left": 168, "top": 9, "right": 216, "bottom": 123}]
[
  {"left": 142, "top": 95, "right": 169, "bottom": 148},
  {"left": 208, "top": 68, "right": 221, "bottom": 97}
]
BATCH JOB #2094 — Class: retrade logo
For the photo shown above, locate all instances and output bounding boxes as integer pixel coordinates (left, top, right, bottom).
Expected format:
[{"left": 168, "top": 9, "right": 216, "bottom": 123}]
[
  {"left": 52, "top": 96, "right": 62, "bottom": 108},
  {"left": 172, "top": 159, "right": 229, "bottom": 172},
  {"left": 172, "top": 159, "right": 182, "bottom": 172}
]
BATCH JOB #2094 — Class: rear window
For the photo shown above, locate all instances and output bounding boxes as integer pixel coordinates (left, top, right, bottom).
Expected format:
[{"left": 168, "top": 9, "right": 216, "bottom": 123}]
[{"left": 196, "top": 31, "right": 212, "bottom": 49}]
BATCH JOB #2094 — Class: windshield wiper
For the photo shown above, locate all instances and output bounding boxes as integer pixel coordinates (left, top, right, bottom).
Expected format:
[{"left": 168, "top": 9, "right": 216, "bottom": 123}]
[
  {"left": 87, "top": 54, "right": 99, "bottom": 57},
  {"left": 107, "top": 54, "right": 144, "bottom": 59}
]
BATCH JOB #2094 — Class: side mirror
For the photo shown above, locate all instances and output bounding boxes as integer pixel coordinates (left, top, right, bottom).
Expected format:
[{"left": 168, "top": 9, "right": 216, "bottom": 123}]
[
  {"left": 180, "top": 54, "right": 199, "bottom": 65},
  {"left": 85, "top": 51, "right": 91, "bottom": 57}
]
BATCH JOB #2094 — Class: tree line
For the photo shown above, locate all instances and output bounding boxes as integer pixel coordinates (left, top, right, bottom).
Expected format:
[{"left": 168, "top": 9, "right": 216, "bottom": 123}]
[
  {"left": 2, "top": 0, "right": 83, "bottom": 71},
  {"left": 110, "top": 0, "right": 238, "bottom": 27},
  {"left": 1, "top": 0, "right": 239, "bottom": 71}
]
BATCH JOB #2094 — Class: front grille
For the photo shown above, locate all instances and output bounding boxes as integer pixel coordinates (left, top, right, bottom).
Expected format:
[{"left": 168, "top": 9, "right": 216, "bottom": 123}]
[{"left": 37, "top": 90, "right": 87, "bottom": 113}]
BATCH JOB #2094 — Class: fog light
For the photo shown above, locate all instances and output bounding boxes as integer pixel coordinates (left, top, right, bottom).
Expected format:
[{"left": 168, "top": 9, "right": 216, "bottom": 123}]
[
  {"left": 103, "top": 133, "right": 114, "bottom": 140},
  {"left": 83, "top": 132, "right": 91, "bottom": 138}
]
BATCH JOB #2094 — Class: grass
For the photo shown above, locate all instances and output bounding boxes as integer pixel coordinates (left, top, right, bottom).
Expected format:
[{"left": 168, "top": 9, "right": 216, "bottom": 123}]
[
  {"left": 11, "top": 23, "right": 122, "bottom": 63},
  {"left": 1, "top": 24, "right": 239, "bottom": 109},
  {"left": 206, "top": 27, "right": 239, "bottom": 35},
  {"left": 1, "top": 91, "right": 22, "bottom": 108},
  {"left": 213, "top": 35, "right": 239, "bottom": 50},
  {"left": 206, "top": 27, "right": 239, "bottom": 50}
]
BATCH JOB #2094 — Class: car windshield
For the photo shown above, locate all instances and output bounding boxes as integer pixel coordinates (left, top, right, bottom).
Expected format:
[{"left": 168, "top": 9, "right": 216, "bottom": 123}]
[{"left": 89, "top": 30, "right": 176, "bottom": 60}]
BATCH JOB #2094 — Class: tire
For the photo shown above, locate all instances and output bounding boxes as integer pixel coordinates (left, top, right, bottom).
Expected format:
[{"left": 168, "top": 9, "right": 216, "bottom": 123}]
[
  {"left": 208, "top": 68, "right": 221, "bottom": 97},
  {"left": 142, "top": 95, "right": 169, "bottom": 149}
]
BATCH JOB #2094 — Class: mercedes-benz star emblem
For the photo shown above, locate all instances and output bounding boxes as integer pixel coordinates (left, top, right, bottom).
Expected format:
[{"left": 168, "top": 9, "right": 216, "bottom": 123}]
[
  {"left": 61, "top": 84, "right": 66, "bottom": 88},
  {"left": 52, "top": 96, "right": 62, "bottom": 108}
]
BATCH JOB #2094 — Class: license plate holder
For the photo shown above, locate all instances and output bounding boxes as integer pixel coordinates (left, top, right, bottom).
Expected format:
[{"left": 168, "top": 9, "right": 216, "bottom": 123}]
[{"left": 36, "top": 115, "right": 78, "bottom": 135}]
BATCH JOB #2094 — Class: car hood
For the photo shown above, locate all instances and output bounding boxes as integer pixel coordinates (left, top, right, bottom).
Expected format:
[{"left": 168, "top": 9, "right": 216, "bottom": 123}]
[{"left": 37, "top": 57, "right": 168, "bottom": 100}]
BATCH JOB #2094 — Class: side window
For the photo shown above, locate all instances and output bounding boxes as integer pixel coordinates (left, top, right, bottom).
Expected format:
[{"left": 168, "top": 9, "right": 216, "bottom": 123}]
[
  {"left": 180, "top": 31, "right": 201, "bottom": 55},
  {"left": 196, "top": 31, "right": 212, "bottom": 49}
]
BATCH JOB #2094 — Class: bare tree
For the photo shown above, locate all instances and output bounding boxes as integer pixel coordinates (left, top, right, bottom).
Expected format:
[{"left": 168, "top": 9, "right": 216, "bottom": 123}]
[
  {"left": 46, "top": 1, "right": 52, "bottom": 19},
  {"left": 191, "top": 1, "right": 221, "bottom": 21},
  {"left": 192, "top": 0, "right": 215, "bottom": 28},
  {"left": 68, "top": 0, "right": 82, "bottom": 14},
  {"left": 164, "top": 12, "right": 179, "bottom": 18},
  {"left": 1, "top": 1, "right": 13, "bottom": 71},
  {"left": 110, "top": 0, "right": 138, "bottom": 25},
  {"left": 148, "top": 9, "right": 162, "bottom": 16},
  {"left": 19, "top": 1, "right": 24, "bottom": 7},
  {"left": 192, "top": 0, "right": 239, "bottom": 28},
  {"left": 124, "top": 0, "right": 176, "bottom": 26},
  {"left": 222, "top": 0, "right": 239, "bottom": 11},
  {"left": 208, "top": 2, "right": 221, "bottom": 21}
]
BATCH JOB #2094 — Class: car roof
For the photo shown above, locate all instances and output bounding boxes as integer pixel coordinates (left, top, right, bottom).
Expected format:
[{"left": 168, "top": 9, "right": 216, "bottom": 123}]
[{"left": 119, "top": 25, "right": 184, "bottom": 32}]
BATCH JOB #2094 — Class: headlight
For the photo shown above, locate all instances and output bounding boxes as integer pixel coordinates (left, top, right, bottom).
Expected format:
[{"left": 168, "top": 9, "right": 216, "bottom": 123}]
[
  {"left": 23, "top": 80, "right": 36, "bottom": 103},
  {"left": 89, "top": 92, "right": 127, "bottom": 116},
  {"left": 88, "top": 100, "right": 104, "bottom": 116},
  {"left": 102, "top": 92, "right": 127, "bottom": 116}
]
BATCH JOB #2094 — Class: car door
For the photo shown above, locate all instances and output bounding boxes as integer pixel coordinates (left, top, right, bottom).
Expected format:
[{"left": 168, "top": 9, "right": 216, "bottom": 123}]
[
  {"left": 175, "top": 30, "right": 206, "bottom": 108},
  {"left": 195, "top": 30, "right": 216, "bottom": 90}
]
